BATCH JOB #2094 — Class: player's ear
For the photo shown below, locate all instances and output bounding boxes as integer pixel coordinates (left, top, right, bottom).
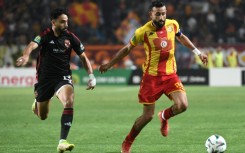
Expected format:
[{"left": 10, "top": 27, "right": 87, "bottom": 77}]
[
  {"left": 148, "top": 11, "right": 152, "bottom": 19},
  {"left": 51, "top": 19, "right": 56, "bottom": 26}
]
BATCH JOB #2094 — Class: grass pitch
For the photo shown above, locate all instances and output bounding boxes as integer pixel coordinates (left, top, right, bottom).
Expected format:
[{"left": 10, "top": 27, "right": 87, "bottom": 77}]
[{"left": 0, "top": 86, "right": 244, "bottom": 153}]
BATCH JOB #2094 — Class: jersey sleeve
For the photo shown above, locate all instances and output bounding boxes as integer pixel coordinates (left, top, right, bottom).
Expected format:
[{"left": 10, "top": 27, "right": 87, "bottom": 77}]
[
  {"left": 33, "top": 35, "right": 45, "bottom": 46},
  {"left": 172, "top": 19, "right": 181, "bottom": 36},
  {"left": 32, "top": 28, "right": 50, "bottom": 46},
  {"left": 130, "top": 27, "right": 144, "bottom": 46},
  {"left": 70, "top": 33, "right": 85, "bottom": 55}
]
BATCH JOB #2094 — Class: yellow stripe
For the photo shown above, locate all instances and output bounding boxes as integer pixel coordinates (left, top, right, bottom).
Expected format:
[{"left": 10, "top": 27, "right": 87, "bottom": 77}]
[
  {"left": 165, "top": 24, "right": 176, "bottom": 75},
  {"left": 147, "top": 32, "right": 159, "bottom": 76},
  {"left": 142, "top": 43, "right": 150, "bottom": 72},
  {"left": 168, "top": 89, "right": 186, "bottom": 96},
  {"left": 149, "top": 50, "right": 160, "bottom": 76}
]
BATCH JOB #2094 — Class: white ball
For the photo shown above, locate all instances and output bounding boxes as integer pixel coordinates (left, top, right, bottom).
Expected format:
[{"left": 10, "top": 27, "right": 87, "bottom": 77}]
[{"left": 205, "top": 134, "right": 227, "bottom": 153}]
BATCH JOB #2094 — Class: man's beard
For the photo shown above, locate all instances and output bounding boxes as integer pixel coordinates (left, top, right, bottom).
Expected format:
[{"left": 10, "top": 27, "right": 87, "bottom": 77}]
[
  {"left": 153, "top": 20, "right": 165, "bottom": 29},
  {"left": 56, "top": 27, "right": 67, "bottom": 34}
]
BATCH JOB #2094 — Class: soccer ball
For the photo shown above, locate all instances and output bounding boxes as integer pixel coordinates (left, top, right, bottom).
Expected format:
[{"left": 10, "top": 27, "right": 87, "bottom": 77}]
[{"left": 205, "top": 134, "right": 227, "bottom": 153}]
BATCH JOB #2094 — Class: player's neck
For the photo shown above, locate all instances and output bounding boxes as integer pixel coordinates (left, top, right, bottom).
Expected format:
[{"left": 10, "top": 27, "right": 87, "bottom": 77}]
[{"left": 52, "top": 27, "right": 61, "bottom": 37}]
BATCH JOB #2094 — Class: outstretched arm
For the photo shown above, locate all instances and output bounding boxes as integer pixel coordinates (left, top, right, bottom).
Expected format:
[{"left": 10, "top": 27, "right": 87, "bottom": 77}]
[
  {"left": 176, "top": 34, "right": 208, "bottom": 65},
  {"left": 79, "top": 52, "right": 93, "bottom": 75},
  {"left": 79, "top": 52, "right": 96, "bottom": 90},
  {"left": 99, "top": 43, "right": 135, "bottom": 73},
  {"left": 16, "top": 42, "right": 38, "bottom": 66}
]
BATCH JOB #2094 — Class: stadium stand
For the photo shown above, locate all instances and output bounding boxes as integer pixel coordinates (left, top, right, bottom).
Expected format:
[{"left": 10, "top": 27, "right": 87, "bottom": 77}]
[{"left": 0, "top": 0, "right": 245, "bottom": 68}]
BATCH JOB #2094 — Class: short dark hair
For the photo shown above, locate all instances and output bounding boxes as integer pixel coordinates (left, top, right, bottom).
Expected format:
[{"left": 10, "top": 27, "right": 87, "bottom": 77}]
[
  {"left": 50, "top": 8, "right": 69, "bottom": 20},
  {"left": 149, "top": 0, "right": 165, "bottom": 11}
]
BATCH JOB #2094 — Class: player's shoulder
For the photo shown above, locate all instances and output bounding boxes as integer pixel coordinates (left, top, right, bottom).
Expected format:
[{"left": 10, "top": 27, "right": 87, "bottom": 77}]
[
  {"left": 40, "top": 27, "right": 52, "bottom": 37},
  {"left": 141, "top": 21, "right": 153, "bottom": 30},
  {"left": 66, "top": 30, "right": 80, "bottom": 41},
  {"left": 165, "top": 19, "right": 179, "bottom": 26},
  {"left": 135, "top": 21, "right": 153, "bottom": 35}
]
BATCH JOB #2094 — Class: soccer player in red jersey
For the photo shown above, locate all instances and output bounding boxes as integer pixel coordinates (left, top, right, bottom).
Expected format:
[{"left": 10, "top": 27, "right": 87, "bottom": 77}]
[
  {"left": 16, "top": 8, "right": 96, "bottom": 153},
  {"left": 99, "top": 1, "right": 208, "bottom": 153}
]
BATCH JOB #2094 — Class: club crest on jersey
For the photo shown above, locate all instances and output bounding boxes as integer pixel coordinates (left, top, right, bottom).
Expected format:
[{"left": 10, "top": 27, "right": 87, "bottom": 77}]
[
  {"left": 64, "top": 39, "right": 70, "bottom": 48},
  {"left": 161, "top": 40, "right": 168, "bottom": 48},
  {"left": 167, "top": 26, "right": 173, "bottom": 32}
]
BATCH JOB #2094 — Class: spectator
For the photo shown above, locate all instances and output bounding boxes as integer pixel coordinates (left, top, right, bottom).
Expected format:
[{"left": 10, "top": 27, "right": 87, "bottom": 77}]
[
  {"left": 205, "top": 49, "right": 214, "bottom": 69},
  {"left": 227, "top": 47, "right": 238, "bottom": 67},
  {"left": 115, "top": 11, "right": 141, "bottom": 44},
  {"left": 1, "top": 0, "right": 245, "bottom": 69},
  {"left": 213, "top": 46, "right": 224, "bottom": 67},
  {"left": 2, "top": 41, "right": 18, "bottom": 67}
]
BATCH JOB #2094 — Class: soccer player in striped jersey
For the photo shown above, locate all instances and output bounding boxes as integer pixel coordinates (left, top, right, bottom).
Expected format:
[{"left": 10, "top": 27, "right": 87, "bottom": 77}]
[
  {"left": 99, "top": 1, "right": 208, "bottom": 153},
  {"left": 16, "top": 8, "right": 96, "bottom": 153}
]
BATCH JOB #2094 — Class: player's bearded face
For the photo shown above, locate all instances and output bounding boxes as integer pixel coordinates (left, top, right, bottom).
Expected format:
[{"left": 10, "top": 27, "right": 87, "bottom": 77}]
[
  {"left": 151, "top": 6, "right": 166, "bottom": 29},
  {"left": 54, "top": 14, "right": 68, "bottom": 33}
]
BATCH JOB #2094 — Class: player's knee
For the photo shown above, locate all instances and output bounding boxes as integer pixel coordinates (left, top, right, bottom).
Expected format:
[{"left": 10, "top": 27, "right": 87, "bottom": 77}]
[
  {"left": 64, "top": 101, "right": 73, "bottom": 108},
  {"left": 63, "top": 98, "right": 74, "bottom": 108},
  {"left": 176, "top": 102, "right": 188, "bottom": 112},
  {"left": 180, "top": 101, "right": 188, "bottom": 112}
]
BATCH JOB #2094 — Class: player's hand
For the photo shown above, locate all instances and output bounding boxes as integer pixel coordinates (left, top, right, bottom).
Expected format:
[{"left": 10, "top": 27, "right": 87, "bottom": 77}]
[
  {"left": 16, "top": 55, "right": 29, "bottom": 66},
  {"left": 86, "top": 74, "right": 96, "bottom": 90},
  {"left": 99, "top": 64, "right": 110, "bottom": 74},
  {"left": 199, "top": 53, "right": 208, "bottom": 65}
]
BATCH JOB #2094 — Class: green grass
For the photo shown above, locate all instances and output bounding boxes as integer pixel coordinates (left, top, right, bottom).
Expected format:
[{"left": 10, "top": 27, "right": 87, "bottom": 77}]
[{"left": 0, "top": 86, "right": 244, "bottom": 153}]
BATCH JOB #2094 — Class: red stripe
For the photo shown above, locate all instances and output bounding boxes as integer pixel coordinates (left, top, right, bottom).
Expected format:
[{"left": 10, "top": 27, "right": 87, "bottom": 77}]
[
  {"left": 173, "top": 24, "right": 177, "bottom": 33},
  {"left": 63, "top": 110, "right": 73, "bottom": 115},
  {"left": 40, "top": 28, "right": 51, "bottom": 37},
  {"left": 156, "top": 27, "right": 168, "bottom": 75},
  {"left": 68, "top": 31, "right": 80, "bottom": 43},
  {"left": 36, "top": 51, "right": 42, "bottom": 80}
]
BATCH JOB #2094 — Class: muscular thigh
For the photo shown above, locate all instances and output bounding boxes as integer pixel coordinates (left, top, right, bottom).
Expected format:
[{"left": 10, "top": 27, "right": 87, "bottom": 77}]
[
  {"left": 55, "top": 77, "right": 74, "bottom": 107},
  {"left": 170, "top": 91, "right": 187, "bottom": 105}
]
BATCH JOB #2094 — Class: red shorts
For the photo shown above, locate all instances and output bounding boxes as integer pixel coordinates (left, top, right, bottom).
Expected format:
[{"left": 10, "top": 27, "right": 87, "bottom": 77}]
[{"left": 138, "top": 73, "right": 185, "bottom": 104}]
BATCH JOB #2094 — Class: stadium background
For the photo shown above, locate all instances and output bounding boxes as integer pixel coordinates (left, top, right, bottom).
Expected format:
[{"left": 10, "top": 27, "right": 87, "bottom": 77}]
[
  {"left": 0, "top": 0, "right": 245, "bottom": 87},
  {"left": 0, "top": 0, "right": 245, "bottom": 69},
  {"left": 0, "top": 1, "right": 245, "bottom": 153}
]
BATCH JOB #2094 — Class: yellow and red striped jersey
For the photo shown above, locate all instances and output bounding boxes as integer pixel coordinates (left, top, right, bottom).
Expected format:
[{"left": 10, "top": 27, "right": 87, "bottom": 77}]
[{"left": 130, "top": 19, "right": 180, "bottom": 76}]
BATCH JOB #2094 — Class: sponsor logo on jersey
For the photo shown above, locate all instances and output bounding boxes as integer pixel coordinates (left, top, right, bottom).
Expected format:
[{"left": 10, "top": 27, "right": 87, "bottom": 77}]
[
  {"left": 49, "top": 40, "right": 55, "bottom": 44},
  {"left": 53, "top": 49, "right": 65, "bottom": 53},
  {"left": 64, "top": 39, "right": 71, "bottom": 48}
]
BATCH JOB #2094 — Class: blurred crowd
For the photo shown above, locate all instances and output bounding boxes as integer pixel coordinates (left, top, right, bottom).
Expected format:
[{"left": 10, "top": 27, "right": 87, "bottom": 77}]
[
  {"left": 0, "top": 0, "right": 245, "bottom": 68},
  {"left": 177, "top": 45, "right": 243, "bottom": 69}
]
